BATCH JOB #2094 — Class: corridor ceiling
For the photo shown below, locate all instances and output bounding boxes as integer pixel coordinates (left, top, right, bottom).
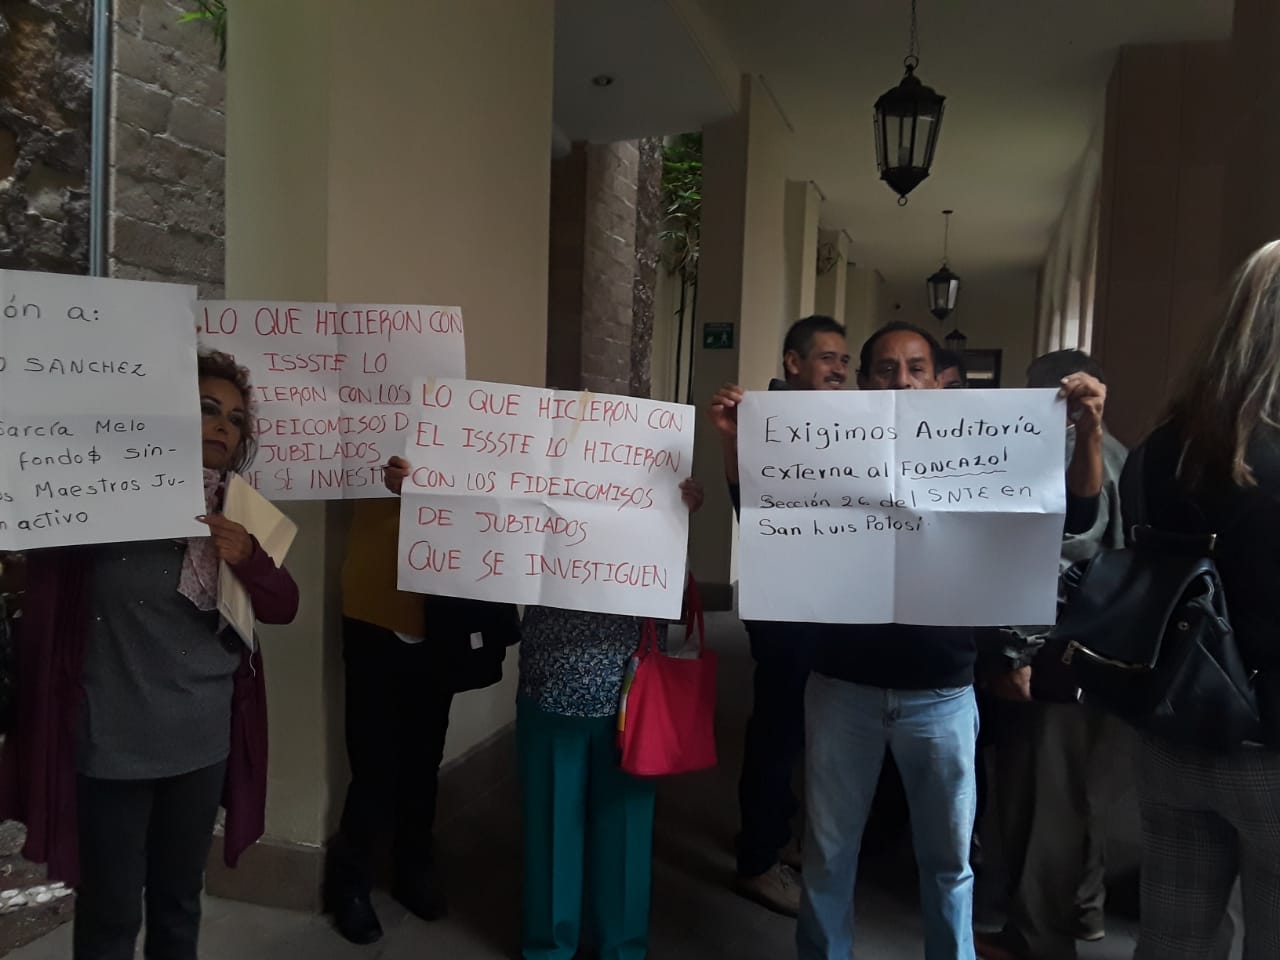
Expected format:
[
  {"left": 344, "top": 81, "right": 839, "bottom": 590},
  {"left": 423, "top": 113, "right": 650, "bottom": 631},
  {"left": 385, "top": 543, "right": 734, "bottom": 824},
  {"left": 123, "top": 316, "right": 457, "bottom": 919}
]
[
  {"left": 553, "top": 0, "right": 1232, "bottom": 285},
  {"left": 699, "top": 0, "right": 1233, "bottom": 283}
]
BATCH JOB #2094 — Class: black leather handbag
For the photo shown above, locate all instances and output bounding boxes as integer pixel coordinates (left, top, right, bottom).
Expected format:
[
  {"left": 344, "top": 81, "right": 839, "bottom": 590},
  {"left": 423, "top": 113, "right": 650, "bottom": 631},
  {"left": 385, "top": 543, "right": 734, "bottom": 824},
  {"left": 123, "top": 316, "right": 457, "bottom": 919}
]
[
  {"left": 421, "top": 594, "right": 521, "bottom": 695},
  {"left": 1051, "top": 444, "right": 1264, "bottom": 751}
]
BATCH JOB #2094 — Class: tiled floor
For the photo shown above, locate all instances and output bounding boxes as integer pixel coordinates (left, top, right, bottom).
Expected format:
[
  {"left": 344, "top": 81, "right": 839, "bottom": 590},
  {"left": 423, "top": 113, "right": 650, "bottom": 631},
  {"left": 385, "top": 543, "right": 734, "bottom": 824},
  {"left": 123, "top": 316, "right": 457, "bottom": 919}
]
[{"left": 4, "top": 613, "right": 1232, "bottom": 959}]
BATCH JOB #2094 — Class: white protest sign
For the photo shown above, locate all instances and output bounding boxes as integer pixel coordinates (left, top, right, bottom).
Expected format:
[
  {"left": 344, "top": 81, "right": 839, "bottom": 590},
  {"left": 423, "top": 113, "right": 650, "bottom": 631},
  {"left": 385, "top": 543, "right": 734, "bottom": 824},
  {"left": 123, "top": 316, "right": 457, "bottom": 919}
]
[
  {"left": 396, "top": 380, "right": 695, "bottom": 618},
  {"left": 198, "top": 301, "right": 466, "bottom": 500},
  {"left": 0, "top": 269, "right": 205, "bottom": 550},
  {"left": 738, "top": 388, "right": 1066, "bottom": 626}
]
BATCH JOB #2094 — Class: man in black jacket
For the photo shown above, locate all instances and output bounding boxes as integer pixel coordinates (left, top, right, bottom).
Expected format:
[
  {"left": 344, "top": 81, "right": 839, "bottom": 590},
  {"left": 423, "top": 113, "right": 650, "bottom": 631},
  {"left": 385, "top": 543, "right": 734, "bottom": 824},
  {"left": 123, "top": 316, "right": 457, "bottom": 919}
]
[{"left": 709, "top": 315, "right": 849, "bottom": 916}]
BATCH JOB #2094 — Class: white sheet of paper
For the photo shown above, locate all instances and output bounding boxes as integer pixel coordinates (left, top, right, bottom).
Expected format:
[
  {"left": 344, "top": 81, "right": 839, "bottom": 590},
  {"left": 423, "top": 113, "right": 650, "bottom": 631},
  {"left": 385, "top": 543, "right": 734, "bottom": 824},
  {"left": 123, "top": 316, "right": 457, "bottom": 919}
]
[
  {"left": 197, "top": 301, "right": 466, "bottom": 500},
  {"left": 395, "top": 379, "right": 695, "bottom": 619},
  {"left": 0, "top": 270, "right": 206, "bottom": 550},
  {"left": 737, "top": 388, "right": 1066, "bottom": 626},
  {"left": 217, "top": 473, "right": 298, "bottom": 648}
]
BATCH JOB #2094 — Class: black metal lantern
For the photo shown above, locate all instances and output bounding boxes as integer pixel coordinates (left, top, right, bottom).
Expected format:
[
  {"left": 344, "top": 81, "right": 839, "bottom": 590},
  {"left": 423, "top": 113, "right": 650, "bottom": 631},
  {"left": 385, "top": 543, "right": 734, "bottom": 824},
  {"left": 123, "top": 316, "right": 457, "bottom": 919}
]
[
  {"left": 927, "top": 209, "right": 960, "bottom": 321},
  {"left": 945, "top": 327, "right": 967, "bottom": 352},
  {"left": 873, "top": 0, "right": 946, "bottom": 205}
]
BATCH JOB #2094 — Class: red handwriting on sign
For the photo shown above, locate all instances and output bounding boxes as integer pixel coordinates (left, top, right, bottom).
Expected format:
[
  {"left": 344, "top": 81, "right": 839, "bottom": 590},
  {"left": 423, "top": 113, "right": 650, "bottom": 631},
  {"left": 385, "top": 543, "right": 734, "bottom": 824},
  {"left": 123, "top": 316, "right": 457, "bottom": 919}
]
[
  {"left": 200, "top": 305, "right": 239, "bottom": 335},
  {"left": 254, "top": 384, "right": 329, "bottom": 405},
  {"left": 309, "top": 465, "right": 383, "bottom": 492},
  {"left": 646, "top": 408, "right": 684, "bottom": 432},
  {"left": 462, "top": 428, "right": 534, "bottom": 457},
  {"left": 406, "top": 541, "right": 463, "bottom": 572},
  {"left": 580, "top": 440, "right": 681, "bottom": 474},
  {"left": 421, "top": 383, "right": 453, "bottom": 408},
  {"left": 506, "top": 471, "right": 655, "bottom": 510},
  {"left": 478, "top": 550, "right": 505, "bottom": 582},
  {"left": 475, "top": 511, "right": 589, "bottom": 546},
  {"left": 261, "top": 441, "right": 382, "bottom": 465},
  {"left": 469, "top": 388, "right": 521, "bottom": 417},
  {"left": 411, "top": 467, "right": 456, "bottom": 490},
  {"left": 339, "top": 383, "right": 412, "bottom": 405},
  {"left": 521, "top": 555, "right": 669, "bottom": 590},
  {"left": 415, "top": 506, "right": 453, "bottom": 527},
  {"left": 415, "top": 422, "right": 446, "bottom": 448},
  {"left": 256, "top": 412, "right": 410, "bottom": 438},
  {"left": 428, "top": 309, "right": 464, "bottom": 334},
  {"left": 537, "top": 395, "right": 638, "bottom": 425},
  {"left": 467, "top": 471, "right": 496, "bottom": 493},
  {"left": 263, "top": 352, "right": 348, "bottom": 373},
  {"left": 255, "top": 306, "right": 304, "bottom": 336},
  {"left": 310, "top": 307, "right": 461, "bottom": 341}
]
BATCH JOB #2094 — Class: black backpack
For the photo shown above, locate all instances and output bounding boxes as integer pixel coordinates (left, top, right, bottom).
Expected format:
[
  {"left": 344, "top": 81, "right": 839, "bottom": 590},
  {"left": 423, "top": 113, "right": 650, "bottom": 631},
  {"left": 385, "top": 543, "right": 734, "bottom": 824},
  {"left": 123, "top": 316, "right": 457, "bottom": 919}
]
[{"left": 1051, "top": 442, "right": 1265, "bottom": 751}]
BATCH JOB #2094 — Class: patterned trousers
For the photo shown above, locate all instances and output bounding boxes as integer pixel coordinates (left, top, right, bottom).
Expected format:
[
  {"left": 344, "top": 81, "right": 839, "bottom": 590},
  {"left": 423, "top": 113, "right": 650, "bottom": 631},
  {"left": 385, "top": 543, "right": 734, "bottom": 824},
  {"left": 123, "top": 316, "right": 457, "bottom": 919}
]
[{"left": 1134, "top": 735, "right": 1280, "bottom": 960}]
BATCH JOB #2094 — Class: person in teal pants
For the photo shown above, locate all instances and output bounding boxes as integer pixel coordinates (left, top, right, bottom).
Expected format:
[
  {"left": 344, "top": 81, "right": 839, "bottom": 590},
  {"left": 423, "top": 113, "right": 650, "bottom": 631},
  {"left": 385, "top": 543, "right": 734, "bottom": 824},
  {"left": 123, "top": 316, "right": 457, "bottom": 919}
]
[{"left": 517, "top": 478, "right": 703, "bottom": 960}]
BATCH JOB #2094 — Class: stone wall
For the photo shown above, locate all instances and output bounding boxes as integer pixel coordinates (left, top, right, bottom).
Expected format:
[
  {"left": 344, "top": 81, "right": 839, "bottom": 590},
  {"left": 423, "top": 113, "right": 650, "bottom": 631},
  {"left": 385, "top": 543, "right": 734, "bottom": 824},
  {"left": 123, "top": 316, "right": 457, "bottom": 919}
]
[
  {"left": 629, "top": 138, "right": 662, "bottom": 400},
  {"left": 0, "top": 0, "right": 93, "bottom": 274},
  {"left": 546, "top": 143, "right": 587, "bottom": 391},
  {"left": 109, "top": 0, "right": 225, "bottom": 296},
  {"left": 545, "top": 138, "right": 661, "bottom": 398},
  {"left": 580, "top": 140, "right": 638, "bottom": 396}
]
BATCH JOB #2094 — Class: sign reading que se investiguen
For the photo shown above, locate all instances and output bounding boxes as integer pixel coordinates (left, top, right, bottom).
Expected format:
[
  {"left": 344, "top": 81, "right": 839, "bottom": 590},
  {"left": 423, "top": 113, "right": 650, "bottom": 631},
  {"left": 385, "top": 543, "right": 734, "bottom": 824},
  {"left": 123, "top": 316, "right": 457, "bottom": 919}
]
[
  {"left": 738, "top": 388, "right": 1067, "bottom": 626},
  {"left": 0, "top": 269, "right": 206, "bottom": 550},
  {"left": 396, "top": 379, "right": 695, "bottom": 619}
]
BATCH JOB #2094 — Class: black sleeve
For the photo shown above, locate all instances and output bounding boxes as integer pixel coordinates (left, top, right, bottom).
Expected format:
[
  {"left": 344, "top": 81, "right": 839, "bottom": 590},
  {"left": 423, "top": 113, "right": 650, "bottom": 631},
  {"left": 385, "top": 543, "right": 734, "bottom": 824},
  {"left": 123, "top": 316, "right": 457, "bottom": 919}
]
[
  {"left": 728, "top": 483, "right": 741, "bottom": 517},
  {"left": 1064, "top": 492, "right": 1099, "bottom": 536}
]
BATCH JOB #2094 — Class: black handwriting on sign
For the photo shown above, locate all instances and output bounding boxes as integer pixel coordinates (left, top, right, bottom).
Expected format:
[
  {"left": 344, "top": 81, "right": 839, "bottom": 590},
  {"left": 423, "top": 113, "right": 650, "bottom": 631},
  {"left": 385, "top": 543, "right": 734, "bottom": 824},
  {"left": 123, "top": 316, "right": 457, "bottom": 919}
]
[
  {"left": 3, "top": 297, "right": 41, "bottom": 322},
  {"left": 764, "top": 416, "right": 897, "bottom": 450}
]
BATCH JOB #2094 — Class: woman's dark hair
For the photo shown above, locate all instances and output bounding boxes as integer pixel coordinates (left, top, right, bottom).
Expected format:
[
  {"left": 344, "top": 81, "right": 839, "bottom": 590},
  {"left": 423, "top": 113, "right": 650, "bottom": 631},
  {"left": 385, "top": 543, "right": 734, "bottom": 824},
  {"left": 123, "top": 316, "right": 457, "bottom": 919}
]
[{"left": 197, "top": 349, "right": 257, "bottom": 472}]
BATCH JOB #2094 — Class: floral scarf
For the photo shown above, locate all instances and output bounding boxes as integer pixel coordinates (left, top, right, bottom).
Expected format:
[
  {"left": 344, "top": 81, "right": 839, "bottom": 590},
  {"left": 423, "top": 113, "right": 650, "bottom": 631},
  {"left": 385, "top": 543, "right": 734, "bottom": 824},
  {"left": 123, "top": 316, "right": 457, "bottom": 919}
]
[{"left": 177, "top": 468, "right": 225, "bottom": 611}]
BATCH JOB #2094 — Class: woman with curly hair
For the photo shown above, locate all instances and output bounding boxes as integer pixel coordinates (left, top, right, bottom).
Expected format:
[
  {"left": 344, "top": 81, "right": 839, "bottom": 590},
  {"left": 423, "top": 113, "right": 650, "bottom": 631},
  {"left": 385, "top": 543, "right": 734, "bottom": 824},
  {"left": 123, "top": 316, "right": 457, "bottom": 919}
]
[{"left": 0, "top": 350, "right": 299, "bottom": 960}]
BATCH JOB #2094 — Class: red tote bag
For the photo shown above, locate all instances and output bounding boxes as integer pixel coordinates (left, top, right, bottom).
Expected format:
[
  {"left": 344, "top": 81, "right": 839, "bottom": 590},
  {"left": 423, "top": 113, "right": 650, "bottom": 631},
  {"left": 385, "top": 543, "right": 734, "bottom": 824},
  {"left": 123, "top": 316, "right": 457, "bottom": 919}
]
[{"left": 618, "top": 576, "right": 718, "bottom": 777}]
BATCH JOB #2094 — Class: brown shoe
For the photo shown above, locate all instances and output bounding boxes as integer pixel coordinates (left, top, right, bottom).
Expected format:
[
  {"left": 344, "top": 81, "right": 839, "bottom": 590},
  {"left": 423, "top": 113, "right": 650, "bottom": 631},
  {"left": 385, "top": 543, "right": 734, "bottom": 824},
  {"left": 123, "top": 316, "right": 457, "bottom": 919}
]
[
  {"left": 736, "top": 863, "right": 801, "bottom": 917},
  {"left": 974, "top": 930, "right": 1029, "bottom": 960}
]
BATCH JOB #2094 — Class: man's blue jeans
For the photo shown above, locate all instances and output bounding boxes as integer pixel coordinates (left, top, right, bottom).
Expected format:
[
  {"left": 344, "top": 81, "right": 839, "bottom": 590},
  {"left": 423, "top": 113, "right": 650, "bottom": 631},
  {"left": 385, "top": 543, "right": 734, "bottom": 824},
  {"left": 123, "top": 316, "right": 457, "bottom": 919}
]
[{"left": 797, "top": 674, "right": 979, "bottom": 960}]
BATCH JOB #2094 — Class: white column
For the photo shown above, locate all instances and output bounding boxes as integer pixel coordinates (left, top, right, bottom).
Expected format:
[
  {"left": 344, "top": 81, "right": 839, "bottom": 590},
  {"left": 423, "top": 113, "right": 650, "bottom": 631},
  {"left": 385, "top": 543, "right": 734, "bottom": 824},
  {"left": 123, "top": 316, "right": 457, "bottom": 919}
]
[
  {"left": 783, "top": 180, "right": 820, "bottom": 321},
  {"left": 814, "top": 228, "right": 849, "bottom": 320},
  {"left": 688, "top": 74, "right": 791, "bottom": 602},
  {"left": 225, "top": 0, "right": 554, "bottom": 863}
]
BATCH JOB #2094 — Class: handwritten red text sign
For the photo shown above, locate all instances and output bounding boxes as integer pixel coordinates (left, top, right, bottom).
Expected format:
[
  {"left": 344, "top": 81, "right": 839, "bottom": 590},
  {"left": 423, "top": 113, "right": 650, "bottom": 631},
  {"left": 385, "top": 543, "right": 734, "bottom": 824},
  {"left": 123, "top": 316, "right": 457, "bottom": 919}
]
[
  {"left": 396, "top": 380, "right": 695, "bottom": 619},
  {"left": 197, "top": 301, "right": 466, "bottom": 499}
]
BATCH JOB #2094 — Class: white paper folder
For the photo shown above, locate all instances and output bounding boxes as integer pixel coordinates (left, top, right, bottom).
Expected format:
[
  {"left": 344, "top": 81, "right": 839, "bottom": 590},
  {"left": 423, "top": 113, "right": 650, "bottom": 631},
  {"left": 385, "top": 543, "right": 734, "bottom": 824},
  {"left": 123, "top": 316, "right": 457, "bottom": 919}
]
[{"left": 217, "top": 474, "right": 298, "bottom": 649}]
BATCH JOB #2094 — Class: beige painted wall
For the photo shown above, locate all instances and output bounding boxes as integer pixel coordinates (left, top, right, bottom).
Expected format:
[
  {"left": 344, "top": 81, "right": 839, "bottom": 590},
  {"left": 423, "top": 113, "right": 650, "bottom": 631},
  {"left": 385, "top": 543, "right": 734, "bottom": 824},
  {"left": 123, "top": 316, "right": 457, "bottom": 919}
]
[
  {"left": 226, "top": 0, "right": 553, "bottom": 846},
  {"left": 736, "top": 78, "right": 792, "bottom": 391},
  {"left": 1222, "top": 0, "right": 1280, "bottom": 277},
  {"left": 814, "top": 229, "right": 848, "bottom": 320},
  {"left": 880, "top": 269, "right": 1038, "bottom": 387},
  {"left": 1092, "top": 42, "right": 1228, "bottom": 446},
  {"left": 688, "top": 75, "right": 791, "bottom": 600},
  {"left": 1037, "top": 122, "right": 1102, "bottom": 356},
  {"left": 844, "top": 264, "right": 883, "bottom": 352},
  {"left": 782, "top": 180, "right": 819, "bottom": 321}
]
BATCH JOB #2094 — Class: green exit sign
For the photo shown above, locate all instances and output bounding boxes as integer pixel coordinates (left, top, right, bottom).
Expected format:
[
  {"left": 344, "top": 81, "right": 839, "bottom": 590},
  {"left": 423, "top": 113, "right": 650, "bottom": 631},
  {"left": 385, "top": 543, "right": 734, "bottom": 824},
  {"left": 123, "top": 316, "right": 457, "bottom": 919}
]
[{"left": 703, "top": 322, "right": 734, "bottom": 349}]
